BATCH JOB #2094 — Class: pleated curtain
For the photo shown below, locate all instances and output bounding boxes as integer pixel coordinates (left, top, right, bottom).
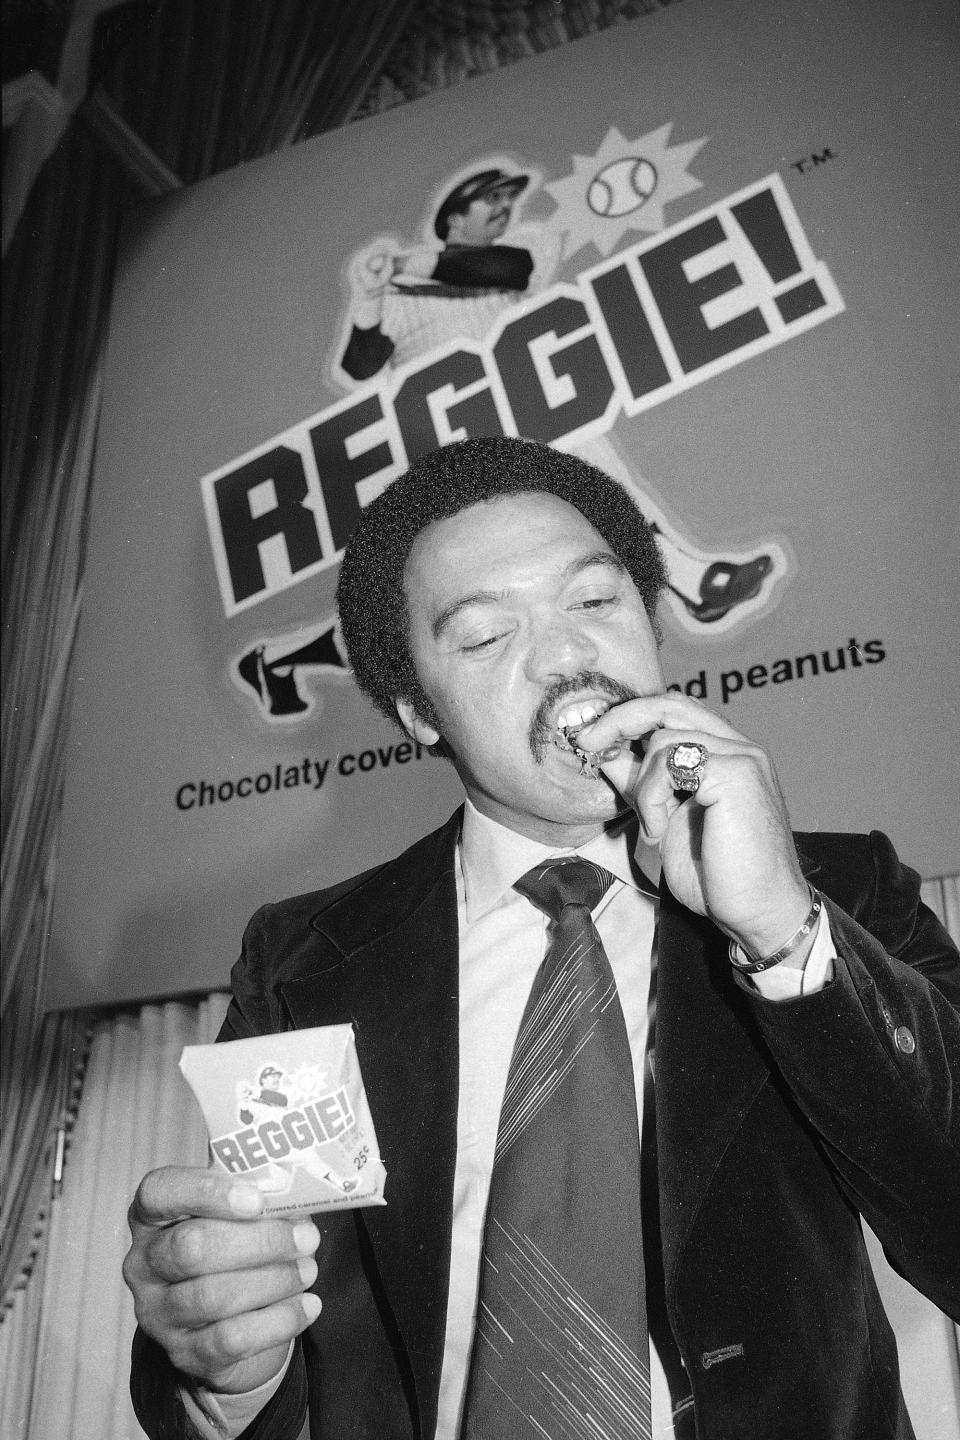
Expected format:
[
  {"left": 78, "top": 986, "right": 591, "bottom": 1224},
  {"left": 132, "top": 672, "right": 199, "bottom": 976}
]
[{"left": 0, "top": 993, "right": 229, "bottom": 1440}]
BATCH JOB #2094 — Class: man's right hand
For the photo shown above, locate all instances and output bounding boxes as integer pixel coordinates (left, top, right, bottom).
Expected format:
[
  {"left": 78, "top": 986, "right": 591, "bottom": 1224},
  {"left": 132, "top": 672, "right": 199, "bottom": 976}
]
[
  {"left": 348, "top": 243, "right": 397, "bottom": 302},
  {"left": 123, "top": 1166, "right": 322, "bottom": 1395}
]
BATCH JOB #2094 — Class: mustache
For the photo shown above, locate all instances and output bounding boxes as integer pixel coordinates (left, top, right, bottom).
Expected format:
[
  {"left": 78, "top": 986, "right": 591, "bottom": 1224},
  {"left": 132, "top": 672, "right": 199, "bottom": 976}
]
[{"left": 528, "top": 671, "right": 641, "bottom": 763}]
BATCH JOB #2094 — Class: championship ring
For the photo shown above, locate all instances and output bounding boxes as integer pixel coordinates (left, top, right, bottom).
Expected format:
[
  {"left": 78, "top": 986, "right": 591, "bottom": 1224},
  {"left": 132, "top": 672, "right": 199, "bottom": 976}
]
[{"left": 666, "top": 741, "right": 708, "bottom": 792}]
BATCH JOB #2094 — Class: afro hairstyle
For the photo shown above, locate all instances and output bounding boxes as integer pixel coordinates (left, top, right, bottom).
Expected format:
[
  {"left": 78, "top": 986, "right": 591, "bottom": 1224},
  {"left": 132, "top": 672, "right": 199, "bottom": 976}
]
[{"left": 336, "top": 435, "right": 668, "bottom": 729}]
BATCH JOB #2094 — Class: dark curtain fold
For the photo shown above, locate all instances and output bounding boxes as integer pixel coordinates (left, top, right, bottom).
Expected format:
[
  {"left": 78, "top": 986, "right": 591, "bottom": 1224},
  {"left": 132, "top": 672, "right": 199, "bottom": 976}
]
[{"left": 86, "top": 0, "right": 419, "bottom": 181}]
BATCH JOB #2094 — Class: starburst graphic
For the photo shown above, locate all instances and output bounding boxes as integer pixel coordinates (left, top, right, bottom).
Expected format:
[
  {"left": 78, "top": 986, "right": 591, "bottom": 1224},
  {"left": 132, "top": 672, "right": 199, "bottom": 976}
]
[{"left": 544, "top": 123, "right": 708, "bottom": 261}]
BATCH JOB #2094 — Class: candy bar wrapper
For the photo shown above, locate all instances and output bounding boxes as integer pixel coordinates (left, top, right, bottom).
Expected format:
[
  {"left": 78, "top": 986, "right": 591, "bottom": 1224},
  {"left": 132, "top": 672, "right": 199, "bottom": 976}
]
[{"left": 179, "top": 1024, "right": 387, "bottom": 1217}]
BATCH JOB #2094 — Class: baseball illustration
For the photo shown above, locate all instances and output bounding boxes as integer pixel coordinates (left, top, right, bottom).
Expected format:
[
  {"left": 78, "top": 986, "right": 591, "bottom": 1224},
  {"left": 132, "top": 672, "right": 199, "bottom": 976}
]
[{"left": 587, "top": 157, "right": 658, "bottom": 217}]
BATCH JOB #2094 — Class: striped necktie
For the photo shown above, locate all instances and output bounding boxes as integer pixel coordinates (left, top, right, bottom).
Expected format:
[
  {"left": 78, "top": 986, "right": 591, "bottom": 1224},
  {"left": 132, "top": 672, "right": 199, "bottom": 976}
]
[{"left": 461, "top": 856, "right": 651, "bottom": 1440}]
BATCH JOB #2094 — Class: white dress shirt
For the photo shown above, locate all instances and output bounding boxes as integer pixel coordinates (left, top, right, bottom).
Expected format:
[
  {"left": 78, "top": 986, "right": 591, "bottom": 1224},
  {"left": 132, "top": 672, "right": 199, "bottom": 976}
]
[{"left": 187, "top": 802, "right": 834, "bottom": 1438}]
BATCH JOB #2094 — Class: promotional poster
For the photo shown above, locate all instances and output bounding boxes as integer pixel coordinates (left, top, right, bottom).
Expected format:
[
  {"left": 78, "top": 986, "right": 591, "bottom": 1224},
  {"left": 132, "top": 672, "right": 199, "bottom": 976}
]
[{"left": 51, "top": 0, "right": 960, "bottom": 1005}]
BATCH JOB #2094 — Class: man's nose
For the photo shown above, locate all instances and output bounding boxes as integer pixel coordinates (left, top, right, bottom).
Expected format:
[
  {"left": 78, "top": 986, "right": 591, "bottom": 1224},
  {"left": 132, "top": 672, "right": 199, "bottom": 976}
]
[{"left": 524, "top": 618, "right": 599, "bottom": 683}]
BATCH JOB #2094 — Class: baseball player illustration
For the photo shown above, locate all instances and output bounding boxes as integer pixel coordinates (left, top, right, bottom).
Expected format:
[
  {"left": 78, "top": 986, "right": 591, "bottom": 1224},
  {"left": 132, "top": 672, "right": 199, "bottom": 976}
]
[
  {"left": 337, "top": 167, "right": 556, "bottom": 382},
  {"left": 237, "top": 1066, "right": 290, "bottom": 1125}
]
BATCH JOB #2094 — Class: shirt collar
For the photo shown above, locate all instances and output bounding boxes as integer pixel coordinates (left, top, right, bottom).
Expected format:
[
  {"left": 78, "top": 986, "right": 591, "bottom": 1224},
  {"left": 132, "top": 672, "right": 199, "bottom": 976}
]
[{"left": 460, "top": 799, "right": 660, "bottom": 925}]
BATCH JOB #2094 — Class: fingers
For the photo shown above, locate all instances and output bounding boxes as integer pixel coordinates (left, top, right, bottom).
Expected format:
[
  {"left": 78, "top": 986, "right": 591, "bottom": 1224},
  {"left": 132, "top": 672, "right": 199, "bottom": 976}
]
[
  {"left": 349, "top": 244, "right": 396, "bottom": 296},
  {"left": 158, "top": 1256, "right": 318, "bottom": 1329},
  {"left": 166, "top": 1293, "right": 321, "bottom": 1390},
  {"left": 598, "top": 728, "right": 770, "bottom": 842},
  {"left": 129, "top": 1165, "right": 264, "bottom": 1230},
  {"left": 125, "top": 1168, "right": 320, "bottom": 1298},
  {"left": 572, "top": 693, "right": 808, "bottom": 945},
  {"left": 366, "top": 251, "right": 394, "bottom": 282},
  {"left": 658, "top": 742, "right": 779, "bottom": 846},
  {"left": 574, "top": 692, "right": 746, "bottom": 756},
  {"left": 122, "top": 1166, "right": 324, "bottom": 1391},
  {"left": 641, "top": 727, "right": 777, "bottom": 808},
  {"left": 573, "top": 695, "right": 777, "bottom": 839},
  {"left": 142, "top": 1215, "right": 320, "bottom": 1285}
]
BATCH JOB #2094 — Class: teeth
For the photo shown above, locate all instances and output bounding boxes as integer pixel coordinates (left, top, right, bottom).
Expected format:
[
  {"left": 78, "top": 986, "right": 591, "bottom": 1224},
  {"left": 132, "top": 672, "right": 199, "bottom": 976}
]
[{"left": 556, "top": 698, "right": 609, "bottom": 738}]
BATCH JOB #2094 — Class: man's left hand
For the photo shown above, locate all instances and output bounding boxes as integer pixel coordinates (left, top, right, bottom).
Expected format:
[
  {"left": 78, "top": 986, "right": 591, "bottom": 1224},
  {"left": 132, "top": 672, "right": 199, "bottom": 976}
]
[{"left": 575, "top": 694, "right": 814, "bottom": 965}]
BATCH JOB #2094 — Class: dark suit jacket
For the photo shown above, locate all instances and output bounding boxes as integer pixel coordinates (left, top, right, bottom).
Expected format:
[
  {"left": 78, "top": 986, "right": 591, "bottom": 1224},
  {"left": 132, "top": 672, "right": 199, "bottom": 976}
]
[{"left": 132, "top": 816, "right": 960, "bottom": 1440}]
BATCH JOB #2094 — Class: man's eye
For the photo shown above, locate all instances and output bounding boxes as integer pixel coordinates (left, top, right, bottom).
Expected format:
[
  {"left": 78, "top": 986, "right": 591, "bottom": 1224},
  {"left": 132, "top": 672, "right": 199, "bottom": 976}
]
[
  {"left": 460, "top": 632, "right": 506, "bottom": 653},
  {"left": 574, "top": 594, "right": 616, "bottom": 611}
]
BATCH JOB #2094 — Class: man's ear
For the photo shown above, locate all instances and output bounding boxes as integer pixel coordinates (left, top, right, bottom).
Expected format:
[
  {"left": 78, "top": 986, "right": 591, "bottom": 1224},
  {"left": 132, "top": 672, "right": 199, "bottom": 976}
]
[{"left": 395, "top": 697, "right": 440, "bottom": 748}]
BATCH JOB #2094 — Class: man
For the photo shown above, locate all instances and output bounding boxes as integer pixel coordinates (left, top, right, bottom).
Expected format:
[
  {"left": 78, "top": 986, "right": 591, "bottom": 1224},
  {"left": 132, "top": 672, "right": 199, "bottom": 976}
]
[
  {"left": 124, "top": 437, "right": 959, "bottom": 1439},
  {"left": 338, "top": 168, "right": 539, "bottom": 382}
]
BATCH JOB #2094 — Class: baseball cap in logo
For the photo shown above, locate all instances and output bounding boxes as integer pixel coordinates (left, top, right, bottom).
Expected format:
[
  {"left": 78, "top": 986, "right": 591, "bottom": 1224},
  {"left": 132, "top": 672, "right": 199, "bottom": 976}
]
[{"left": 434, "top": 168, "right": 529, "bottom": 238}]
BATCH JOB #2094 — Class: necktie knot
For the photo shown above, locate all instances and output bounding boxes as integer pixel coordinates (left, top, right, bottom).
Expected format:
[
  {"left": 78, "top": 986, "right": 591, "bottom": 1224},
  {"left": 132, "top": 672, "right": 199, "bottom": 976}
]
[{"left": 514, "top": 856, "right": 614, "bottom": 922}]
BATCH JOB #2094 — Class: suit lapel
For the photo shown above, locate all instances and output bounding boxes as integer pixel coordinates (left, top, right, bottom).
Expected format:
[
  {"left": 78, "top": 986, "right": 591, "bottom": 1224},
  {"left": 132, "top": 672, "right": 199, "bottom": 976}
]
[{"left": 279, "top": 812, "right": 462, "bottom": 1438}]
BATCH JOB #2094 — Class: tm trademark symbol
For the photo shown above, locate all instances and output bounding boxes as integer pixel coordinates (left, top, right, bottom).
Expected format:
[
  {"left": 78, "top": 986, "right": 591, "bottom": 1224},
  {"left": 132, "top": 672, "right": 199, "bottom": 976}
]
[{"left": 791, "top": 147, "right": 837, "bottom": 176}]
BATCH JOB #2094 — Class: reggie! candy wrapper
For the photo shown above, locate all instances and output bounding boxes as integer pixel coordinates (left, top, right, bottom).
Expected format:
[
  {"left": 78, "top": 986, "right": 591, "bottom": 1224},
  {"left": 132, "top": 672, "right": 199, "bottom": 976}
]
[{"left": 179, "top": 1025, "right": 386, "bottom": 1217}]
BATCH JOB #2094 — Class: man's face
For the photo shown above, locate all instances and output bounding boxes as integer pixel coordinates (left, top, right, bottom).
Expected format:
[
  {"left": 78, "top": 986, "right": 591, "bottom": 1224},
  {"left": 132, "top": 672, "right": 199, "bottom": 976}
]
[
  {"left": 448, "top": 187, "right": 516, "bottom": 245},
  {"left": 396, "top": 493, "right": 665, "bottom": 846}
]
